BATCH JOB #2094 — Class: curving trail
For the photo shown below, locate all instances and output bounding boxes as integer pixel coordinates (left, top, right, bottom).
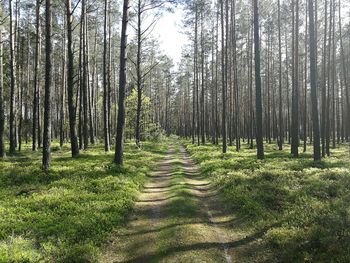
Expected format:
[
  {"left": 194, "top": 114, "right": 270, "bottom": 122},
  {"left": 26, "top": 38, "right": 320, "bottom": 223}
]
[{"left": 100, "top": 143, "right": 256, "bottom": 263}]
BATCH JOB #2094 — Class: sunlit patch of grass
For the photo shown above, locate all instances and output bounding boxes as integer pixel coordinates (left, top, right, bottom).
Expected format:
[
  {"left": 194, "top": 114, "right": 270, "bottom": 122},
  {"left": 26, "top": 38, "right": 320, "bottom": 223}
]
[
  {"left": 0, "top": 141, "right": 168, "bottom": 262},
  {"left": 0, "top": 236, "right": 41, "bottom": 263},
  {"left": 185, "top": 140, "right": 350, "bottom": 262}
]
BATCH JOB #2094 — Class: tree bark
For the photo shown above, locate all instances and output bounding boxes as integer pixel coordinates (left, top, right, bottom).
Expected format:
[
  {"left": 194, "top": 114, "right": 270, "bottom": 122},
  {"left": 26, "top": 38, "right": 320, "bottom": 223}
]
[
  {"left": 9, "top": 0, "right": 16, "bottom": 155},
  {"left": 136, "top": 0, "right": 142, "bottom": 147},
  {"left": 43, "top": 0, "right": 52, "bottom": 170},
  {"left": 0, "top": 0, "right": 5, "bottom": 159},
  {"left": 308, "top": 0, "right": 321, "bottom": 161},
  {"left": 291, "top": 0, "right": 299, "bottom": 157},
  {"left": 66, "top": 0, "right": 79, "bottom": 157},
  {"left": 103, "top": 0, "right": 110, "bottom": 152},
  {"left": 278, "top": 0, "right": 283, "bottom": 150},
  {"left": 221, "top": 0, "right": 227, "bottom": 153},
  {"left": 114, "top": 0, "right": 129, "bottom": 165},
  {"left": 253, "top": 0, "right": 264, "bottom": 160},
  {"left": 338, "top": 0, "right": 349, "bottom": 151}
]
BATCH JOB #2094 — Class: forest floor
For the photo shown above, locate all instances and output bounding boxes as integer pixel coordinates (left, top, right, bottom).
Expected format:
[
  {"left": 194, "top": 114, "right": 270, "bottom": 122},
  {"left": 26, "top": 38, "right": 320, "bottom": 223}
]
[
  {"left": 100, "top": 144, "right": 257, "bottom": 263},
  {"left": 185, "top": 142, "right": 350, "bottom": 262},
  {"left": 2, "top": 140, "right": 350, "bottom": 262},
  {"left": 0, "top": 142, "right": 168, "bottom": 262}
]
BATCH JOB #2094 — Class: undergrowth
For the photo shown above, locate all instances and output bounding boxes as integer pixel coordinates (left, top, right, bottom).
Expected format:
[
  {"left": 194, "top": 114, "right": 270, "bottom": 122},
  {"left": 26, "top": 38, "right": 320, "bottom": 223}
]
[
  {"left": 0, "top": 141, "right": 167, "bottom": 262},
  {"left": 185, "top": 141, "right": 350, "bottom": 263}
]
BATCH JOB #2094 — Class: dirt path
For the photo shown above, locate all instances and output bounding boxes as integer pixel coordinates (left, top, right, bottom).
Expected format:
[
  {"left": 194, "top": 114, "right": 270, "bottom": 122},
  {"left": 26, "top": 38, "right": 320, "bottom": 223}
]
[{"left": 100, "top": 144, "right": 255, "bottom": 263}]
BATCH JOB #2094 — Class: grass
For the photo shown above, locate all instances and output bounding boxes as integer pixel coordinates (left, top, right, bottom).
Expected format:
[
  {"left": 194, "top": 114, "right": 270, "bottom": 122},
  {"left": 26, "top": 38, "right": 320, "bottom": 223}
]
[
  {"left": 185, "top": 141, "right": 350, "bottom": 263},
  {"left": 0, "top": 141, "right": 168, "bottom": 262},
  {"left": 152, "top": 149, "right": 211, "bottom": 261},
  {"left": 140, "top": 146, "right": 227, "bottom": 262}
]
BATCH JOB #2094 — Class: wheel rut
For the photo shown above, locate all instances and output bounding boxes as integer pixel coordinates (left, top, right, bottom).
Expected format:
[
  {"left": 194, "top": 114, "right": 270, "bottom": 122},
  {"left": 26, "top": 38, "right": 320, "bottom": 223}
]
[{"left": 100, "top": 143, "right": 254, "bottom": 263}]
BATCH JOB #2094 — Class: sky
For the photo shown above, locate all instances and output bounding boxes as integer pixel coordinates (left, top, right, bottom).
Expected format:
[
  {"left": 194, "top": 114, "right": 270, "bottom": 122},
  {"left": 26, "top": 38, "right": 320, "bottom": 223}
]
[{"left": 152, "top": 7, "right": 189, "bottom": 66}]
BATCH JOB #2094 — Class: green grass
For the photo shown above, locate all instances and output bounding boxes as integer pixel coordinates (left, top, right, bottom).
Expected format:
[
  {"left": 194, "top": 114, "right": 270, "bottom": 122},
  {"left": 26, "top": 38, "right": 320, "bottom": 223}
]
[
  {"left": 185, "top": 141, "right": 350, "bottom": 263},
  {"left": 147, "top": 146, "right": 225, "bottom": 262},
  {"left": 0, "top": 141, "right": 168, "bottom": 262}
]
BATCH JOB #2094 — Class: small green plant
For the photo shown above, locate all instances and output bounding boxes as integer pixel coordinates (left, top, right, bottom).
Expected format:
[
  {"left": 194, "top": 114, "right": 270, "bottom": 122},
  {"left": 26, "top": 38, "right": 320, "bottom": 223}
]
[
  {"left": 0, "top": 141, "right": 168, "bottom": 262},
  {"left": 184, "top": 140, "right": 350, "bottom": 262}
]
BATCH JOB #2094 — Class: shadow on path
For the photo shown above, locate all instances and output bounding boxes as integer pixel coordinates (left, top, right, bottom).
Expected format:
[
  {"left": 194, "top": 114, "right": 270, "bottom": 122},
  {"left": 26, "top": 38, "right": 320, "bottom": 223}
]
[{"left": 100, "top": 144, "right": 262, "bottom": 263}]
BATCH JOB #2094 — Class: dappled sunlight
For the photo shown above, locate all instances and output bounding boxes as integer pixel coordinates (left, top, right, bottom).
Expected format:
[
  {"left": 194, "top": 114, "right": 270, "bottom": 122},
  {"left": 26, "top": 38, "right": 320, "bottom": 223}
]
[
  {"left": 100, "top": 143, "right": 258, "bottom": 263},
  {"left": 0, "top": 142, "right": 167, "bottom": 261},
  {"left": 185, "top": 141, "right": 350, "bottom": 262}
]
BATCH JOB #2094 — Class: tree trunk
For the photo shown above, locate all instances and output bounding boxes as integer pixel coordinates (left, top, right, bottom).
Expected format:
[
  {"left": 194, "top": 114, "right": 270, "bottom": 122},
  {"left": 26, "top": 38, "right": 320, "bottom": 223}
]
[
  {"left": 278, "top": 0, "right": 283, "bottom": 150},
  {"left": 103, "top": 0, "right": 110, "bottom": 152},
  {"left": 82, "top": 0, "right": 89, "bottom": 149},
  {"left": 66, "top": 0, "right": 79, "bottom": 157},
  {"left": 321, "top": 0, "right": 328, "bottom": 157},
  {"left": 338, "top": 0, "right": 349, "bottom": 151},
  {"left": 43, "top": 0, "right": 52, "bottom": 170},
  {"left": 114, "top": 0, "right": 129, "bottom": 165},
  {"left": 135, "top": 0, "right": 143, "bottom": 147},
  {"left": 60, "top": 22, "right": 66, "bottom": 148},
  {"left": 253, "top": 0, "right": 264, "bottom": 160},
  {"left": 291, "top": 0, "right": 299, "bottom": 157},
  {"left": 303, "top": 0, "right": 308, "bottom": 153},
  {"left": 9, "top": 0, "right": 16, "bottom": 156},
  {"left": 221, "top": 0, "right": 227, "bottom": 154},
  {"left": 308, "top": 0, "right": 321, "bottom": 161},
  {"left": 0, "top": 0, "right": 5, "bottom": 159}
]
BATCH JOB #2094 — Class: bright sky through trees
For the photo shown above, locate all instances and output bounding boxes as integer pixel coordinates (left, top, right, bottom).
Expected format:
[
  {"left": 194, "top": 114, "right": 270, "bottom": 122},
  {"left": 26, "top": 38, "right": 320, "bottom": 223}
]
[{"left": 154, "top": 7, "right": 188, "bottom": 65}]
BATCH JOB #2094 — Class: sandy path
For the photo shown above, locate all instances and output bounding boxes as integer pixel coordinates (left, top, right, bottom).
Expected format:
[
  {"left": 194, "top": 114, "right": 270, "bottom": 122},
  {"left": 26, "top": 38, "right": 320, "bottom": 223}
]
[{"left": 100, "top": 144, "right": 256, "bottom": 263}]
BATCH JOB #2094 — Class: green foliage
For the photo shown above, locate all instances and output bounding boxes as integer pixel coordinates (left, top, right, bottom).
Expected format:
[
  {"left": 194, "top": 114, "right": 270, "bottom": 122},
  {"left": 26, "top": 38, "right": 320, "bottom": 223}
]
[
  {"left": 185, "top": 142, "right": 350, "bottom": 262},
  {"left": 0, "top": 236, "right": 41, "bottom": 263},
  {"left": 0, "top": 142, "right": 168, "bottom": 262},
  {"left": 125, "top": 88, "right": 165, "bottom": 142}
]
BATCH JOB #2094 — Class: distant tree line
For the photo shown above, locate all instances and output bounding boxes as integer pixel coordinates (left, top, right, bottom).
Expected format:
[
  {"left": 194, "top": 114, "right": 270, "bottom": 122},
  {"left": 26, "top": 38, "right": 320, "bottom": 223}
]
[
  {"left": 0, "top": 0, "right": 174, "bottom": 168},
  {"left": 0, "top": 0, "right": 349, "bottom": 168},
  {"left": 172, "top": 0, "right": 349, "bottom": 161}
]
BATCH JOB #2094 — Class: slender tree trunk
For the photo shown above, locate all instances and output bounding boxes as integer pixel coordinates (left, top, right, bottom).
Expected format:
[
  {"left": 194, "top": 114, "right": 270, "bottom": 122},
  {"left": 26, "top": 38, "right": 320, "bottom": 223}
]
[
  {"left": 192, "top": 9, "right": 196, "bottom": 145},
  {"left": 211, "top": 17, "right": 216, "bottom": 144},
  {"left": 278, "top": 0, "right": 283, "bottom": 150},
  {"left": 0, "top": 0, "right": 5, "bottom": 159},
  {"left": 232, "top": 0, "right": 240, "bottom": 152},
  {"left": 308, "top": 0, "right": 321, "bottom": 161},
  {"left": 201, "top": 12, "right": 205, "bottom": 145},
  {"left": 331, "top": 0, "right": 336, "bottom": 149},
  {"left": 267, "top": 28, "right": 271, "bottom": 144},
  {"left": 195, "top": 7, "right": 200, "bottom": 146},
  {"left": 103, "top": 0, "right": 110, "bottom": 151},
  {"left": 253, "top": 0, "right": 264, "bottom": 159},
  {"left": 66, "top": 0, "right": 79, "bottom": 157},
  {"left": 9, "top": 0, "right": 16, "bottom": 155},
  {"left": 114, "top": 0, "right": 129, "bottom": 165},
  {"left": 221, "top": 0, "right": 227, "bottom": 153},
  {"left": 18, "top": 36, "right": 24, "bottom": 152},
  {"left": 285, "top": 32, "right": 290, "bottom": 144},
  {"left": 43, "top": 0, "right": 52, "bottom": 170},
  {"left": 81, "top": 0, "right": 89, "bottom": 149},
  {"left": 291, "top": 0, "right": 299, "bottom": 157},
  {"left": 107, "top": 4, "right": 112, "bottom": 145},
  {"left": 135, "top": 0, "right": 143, "bottom": 147},
  {"left": 338, "top": 0, "right": 349, "bottom": 151},
  {"left": 215, "top": 2, "right": 219, "bottom": 145},
  {"left": 325, "top": 0, "right": 333, "bottom": 156},
  {"left": 303, "top": 0, "right": 308, "bottom": 153},
  {"left": 60, "top": 18, "right": 67, "bottom": 148},
  {"left": 321, "top": 0, "right": 328, "bottom": 157}
]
